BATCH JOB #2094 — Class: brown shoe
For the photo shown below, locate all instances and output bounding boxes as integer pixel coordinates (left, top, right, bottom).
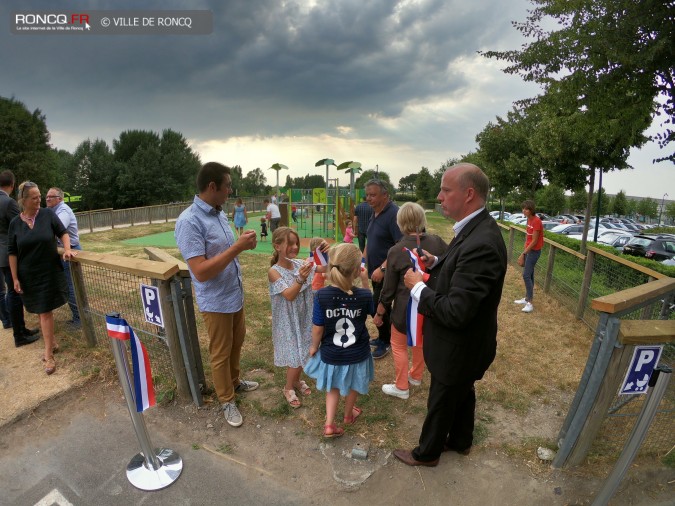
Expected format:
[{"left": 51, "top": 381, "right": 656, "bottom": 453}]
[
  {"left": 443, "top": 444, "right": 471, "bottom": 456},
  {"left": 393, "top": 449, "right": 439, "bottom": 467}
]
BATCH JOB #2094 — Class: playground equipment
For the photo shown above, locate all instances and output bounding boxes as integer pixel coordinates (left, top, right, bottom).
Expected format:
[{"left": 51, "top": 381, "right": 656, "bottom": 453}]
[{"left": 284, "top": 184, "right": 365, "bottom": 241}]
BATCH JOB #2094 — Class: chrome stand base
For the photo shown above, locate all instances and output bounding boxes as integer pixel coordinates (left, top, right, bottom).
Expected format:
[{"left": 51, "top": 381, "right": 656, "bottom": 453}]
[{"left": 126, "top": 448, "right": 183, "bottom": 491}]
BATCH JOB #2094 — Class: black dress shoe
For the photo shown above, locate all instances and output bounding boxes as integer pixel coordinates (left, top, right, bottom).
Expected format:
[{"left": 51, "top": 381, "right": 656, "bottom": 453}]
[
  {"left": 393, "top": 449, "right": 439, "bottom": 467},
  {"left": 443, "top": 443, "right": 471, "bottom": 455},
  {"left": 22, "top": 328, "right": 40, "bottom": 337},
  {"left": 15, "top": 334, "right": 40, "bottom": 347},
  {"left": 2, "top": 322, "right": 12, "bottom": 329}
]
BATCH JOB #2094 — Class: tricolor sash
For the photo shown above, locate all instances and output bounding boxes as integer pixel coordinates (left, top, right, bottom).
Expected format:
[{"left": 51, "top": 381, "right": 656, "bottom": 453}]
[
  {"left": 404, "top": 247, "right": 430, "bottom": 347},
  {"left": 106, "top": 315, "right": 156, "bottom": 412},
  {"left": 313, "top": 247, "right": 329, "bottom": 266}
]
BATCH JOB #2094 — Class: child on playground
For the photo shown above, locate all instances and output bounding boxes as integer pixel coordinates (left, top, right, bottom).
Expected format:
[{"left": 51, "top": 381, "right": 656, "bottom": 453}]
[
  {"left": 343, "top": 219, "right": 354, "bottom": 244},
  {"left": 260, "top": 217, "right": 268, "bottom": 240},
  {"left": 268, "top": 227, "right": 328, "bottom": 409},
  {"left": 309, "top": 236, "right": 326, "bottom": 293},
  {"left": 304, "top": 243, "right": 374, "bottom": 438}
]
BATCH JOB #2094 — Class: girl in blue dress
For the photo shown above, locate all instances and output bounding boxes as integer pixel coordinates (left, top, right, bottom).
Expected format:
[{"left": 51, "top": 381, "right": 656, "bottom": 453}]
[
  {"left": 305, "top": 243, "right": 374, "bottom": 438},
  {"left": 231, "top": 198, "right": 247, "bottom": 236}
]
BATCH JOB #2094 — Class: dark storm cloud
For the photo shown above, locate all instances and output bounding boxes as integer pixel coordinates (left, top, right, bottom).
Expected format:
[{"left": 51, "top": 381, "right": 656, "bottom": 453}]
[{"left": 1, "top": 0, "right": 526, "bottom": 144}]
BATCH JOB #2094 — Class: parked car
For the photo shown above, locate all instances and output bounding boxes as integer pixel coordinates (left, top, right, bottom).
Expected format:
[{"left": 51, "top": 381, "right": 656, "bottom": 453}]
[
  {"left": 507, "top": 213, "right": 526, "bottom": 222},
  {"left": 489, "top": 210, "right": 511, "bottom": 220},
  {"left": 550, "top": 224, "right": 586, "bottom": 235},
  {"left": 598, "top": 233, "right": 633, "bottom": 251},
  {"left": 622, "top": 235, "right": 675, "bottom": 261},
  {"left": 542, "top": 220, "right": 560, "bottom": 231},
  {"left": 552, "top": 214, "right": 578, "bottom": 224},
  {"left": 536, "top": 213, "right": 552, "bottom": 221}
]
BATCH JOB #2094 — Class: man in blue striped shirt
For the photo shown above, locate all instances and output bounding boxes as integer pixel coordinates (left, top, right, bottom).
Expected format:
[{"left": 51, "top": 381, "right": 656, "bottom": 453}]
[{"left": 175, "top": 162, "right": 259, "bottom": 428}]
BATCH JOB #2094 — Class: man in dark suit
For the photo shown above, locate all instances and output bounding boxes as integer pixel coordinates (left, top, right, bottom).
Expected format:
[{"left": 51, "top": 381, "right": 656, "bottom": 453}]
[
  {"left": 394, "top": 163, "right": 507, "bottom": 467},
  {"left": 0, "top": 170, "right": 39, "bottom": 347}
]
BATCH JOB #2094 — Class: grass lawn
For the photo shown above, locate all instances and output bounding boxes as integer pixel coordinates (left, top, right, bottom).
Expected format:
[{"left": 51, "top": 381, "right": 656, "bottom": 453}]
[{"left": 79, "top": 213, "right": 595, "bottom": 458}]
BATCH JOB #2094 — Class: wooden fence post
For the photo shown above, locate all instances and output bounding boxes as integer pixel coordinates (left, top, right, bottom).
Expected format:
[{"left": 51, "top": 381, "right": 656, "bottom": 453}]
[
  {"left": 158, "top": 278, "right": 190, "bottom": 400},
  {"left": 70, "top": 260, "right": 97, "bottom": 347},
  {"left": 576, "top": 249, "right": 595, "bottom": 320},
  {"left": 544, "top": 244, "right": 556, "bottom": 293}
]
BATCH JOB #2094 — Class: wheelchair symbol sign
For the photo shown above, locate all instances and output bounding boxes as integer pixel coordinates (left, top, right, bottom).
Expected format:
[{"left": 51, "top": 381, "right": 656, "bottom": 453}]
[
  {"left": 620, "top": 345, "right": 663, "bottom": 395},
  {"left": 140, "top": 284, "right": 164, "bottom": 327}
]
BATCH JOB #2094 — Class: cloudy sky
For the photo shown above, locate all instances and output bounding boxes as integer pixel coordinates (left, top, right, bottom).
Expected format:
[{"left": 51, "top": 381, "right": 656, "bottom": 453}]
[{"left": 2, "top": 0, "right": 672, "bottom": 200}]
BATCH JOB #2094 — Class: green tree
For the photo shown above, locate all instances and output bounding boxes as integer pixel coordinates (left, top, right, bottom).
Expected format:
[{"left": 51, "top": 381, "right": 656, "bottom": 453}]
[
  {"left": 71, "top": 139, "right": 117, "bottom": 210},
  {"left": 354, "top": 170, "right": 393, "bottom": 194},
  {"left": 568, "top": 190, "right": 588, "bottom": 213},
  {"left": 0, "top": 96, "right": 58, "bottom": 191},
  {"left": 241, "top": 168, "right": 267, "bottom": 196},
  {"left": 482, "top": 0, "right": 673, "bottom": 162},
  {"left": 398, "top": 173, "right": 417, "bottom": 193},
  {"left": 535, "top": 184, "right": 566, "bottom": 215},
  {"left": 591, "top": 188, "right": 610, "bottom": 217},
  {"left": 612, "top": 190, "right": 628, "bottom": 216},
  {"left": 626, "top": 198, "right": 637, "bottom": 219},
  {"left": 665, "top": 202, "right": 675, "bottom": 223},
  {"left": 415, "top": 167, "right": 435, "bottom": 201},
  {"left": 637, "top": 198, "right": 658, "bottom": 219},
  {"left": 476, "top": 110, "right": 540, "bottom": 210}
]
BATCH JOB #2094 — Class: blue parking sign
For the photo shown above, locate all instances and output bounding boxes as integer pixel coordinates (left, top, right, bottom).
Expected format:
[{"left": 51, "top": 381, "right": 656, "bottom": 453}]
[
  {"left": 620, "top": 345, "right": 663, "bottom": 395},
  {"left": 140, "top": 284, "right": 164, "bottom": 327}
]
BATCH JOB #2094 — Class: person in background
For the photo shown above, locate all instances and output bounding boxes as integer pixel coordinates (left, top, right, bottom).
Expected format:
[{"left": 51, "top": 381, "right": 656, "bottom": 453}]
[
  {"left": 375, "top": 202, "right": 447, "bottom": 400},
  {"left": 395, "top": 163, "right": 507, "bottom": 467},
  {"left": 0, "top": 171, "right": 39, "bottom": 347},
  {"left": 353, "top": 196, "right": 373, "bottom": 253},
  {"left": 46, "top": 187, "right": 81, "bottom": 326},
  {"left": 309, "top": 236, "right": 326, "bottom": 294},
  {"left": 260, "top": 217, "right": 268, "bottom": 241},
  {"left": 264, "top": 198, "right": 281, "bottom": 232},
  {"left": 364, "top": 179, "right": 402, "bottom": 360},
  {"left": 9, "top": 182, "right": 76, "bottom": 375},
  {"left": 514, "top": 200, "right": 544, "bottom": 314},
  {"left": 231, "top": 197, "right": 248, "bottom": 237},
  {"left": 175, "top": 162, "right": 259, "bottom": 428},
  {"left": 343, "top": 219, "right": 354, "bottom": 243}
]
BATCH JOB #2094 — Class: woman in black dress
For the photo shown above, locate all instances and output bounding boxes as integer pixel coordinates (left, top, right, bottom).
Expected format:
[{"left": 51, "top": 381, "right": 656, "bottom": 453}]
[{"left": 8, "top": 182, "right": 76, "bottom": 375}]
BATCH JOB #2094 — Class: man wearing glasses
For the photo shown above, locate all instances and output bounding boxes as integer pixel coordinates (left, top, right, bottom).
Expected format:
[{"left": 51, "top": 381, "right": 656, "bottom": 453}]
[
  {"left": 364, "top": 179, "right": 402, "bottom": 359},
  {"left": 46, "top": 188, "right": 81, "bottom": 326},
  {"left": 175, "top": 162, "right": 259, "bottom": 428}
]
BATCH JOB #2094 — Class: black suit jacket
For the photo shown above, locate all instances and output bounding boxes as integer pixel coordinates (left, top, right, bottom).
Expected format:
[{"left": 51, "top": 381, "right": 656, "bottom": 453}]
[
  {"left": 418, "top": 208, "right": 507, "bottom": 386},
  {"left": 0, "top": 190, "right": 19, "bottom": 268}
]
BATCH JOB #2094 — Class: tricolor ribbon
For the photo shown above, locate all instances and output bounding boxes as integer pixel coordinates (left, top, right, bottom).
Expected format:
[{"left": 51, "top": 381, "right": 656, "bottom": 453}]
[
  {"left": 106, "top": 315, "right": 156, "bottom": 412},
  {"left": 404, "top": 247, "right": 430, "bottom": 347},
  {"left": 313, "top": 247, "right": 329, "bottom": 266},
  {"left": 361, "top": 256, "right": 366, "bottom": 272}
]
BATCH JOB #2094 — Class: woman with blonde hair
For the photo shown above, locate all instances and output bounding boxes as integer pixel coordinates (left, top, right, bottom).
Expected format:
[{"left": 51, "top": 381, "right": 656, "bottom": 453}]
[
  {"left": 375, "top": 202, "right": 447, "bottom": 399},
  {"left": 9, "top": 182, "right": 76, "bottom": 375}
]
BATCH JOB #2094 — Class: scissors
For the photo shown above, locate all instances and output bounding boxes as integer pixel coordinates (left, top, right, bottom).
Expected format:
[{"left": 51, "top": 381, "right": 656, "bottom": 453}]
[{"left": 416, "top": 226, "right": 424, "bottom": 258}]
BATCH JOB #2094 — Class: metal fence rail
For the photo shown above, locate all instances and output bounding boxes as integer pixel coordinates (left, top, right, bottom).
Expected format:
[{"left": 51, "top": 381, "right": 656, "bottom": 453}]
[{"left": 499, "top": 224, "right": 673, "bottom": 464}]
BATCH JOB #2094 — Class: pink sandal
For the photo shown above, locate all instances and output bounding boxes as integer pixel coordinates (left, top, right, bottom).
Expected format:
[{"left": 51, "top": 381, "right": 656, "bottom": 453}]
[
  {"left": 343, "top": 406, "right": 362, "bottom": 425},
  {"left": 294, "top": 380, "right": 311, "bottom": 396},
  {"left": 283, "top": 389, "right": 302, "bottom": 409},
  {"left": 323, "top": 424, "right": 344, "bottom": 438}
]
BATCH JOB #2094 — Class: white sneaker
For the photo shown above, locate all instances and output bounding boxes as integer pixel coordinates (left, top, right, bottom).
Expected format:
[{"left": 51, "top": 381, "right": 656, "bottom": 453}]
[
  {"left": 522, "top": 302, "right": 534, "bottom": 313},
  {"left": 408, "top": 375, "right": 422, "bottom": 386},
  {"left": 382, "top": 384, "right": 409, "bottom": 399},
  {"left": 514, "top": 298, "right": 528, "bottom": 305},
  {"left": 222, "top": 401, "right": 243, "bottom": 427}
]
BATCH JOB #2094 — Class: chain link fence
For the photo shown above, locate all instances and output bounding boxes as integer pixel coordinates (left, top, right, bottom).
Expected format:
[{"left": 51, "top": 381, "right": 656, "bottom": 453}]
[{"left": 500, "top": 223, "right": 674, "bottom": 461}]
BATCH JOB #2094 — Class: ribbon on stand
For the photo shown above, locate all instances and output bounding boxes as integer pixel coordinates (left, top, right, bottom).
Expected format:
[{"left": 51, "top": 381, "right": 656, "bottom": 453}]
[{"left": 106, "top": 314, "right": 156, "bottom": 412}]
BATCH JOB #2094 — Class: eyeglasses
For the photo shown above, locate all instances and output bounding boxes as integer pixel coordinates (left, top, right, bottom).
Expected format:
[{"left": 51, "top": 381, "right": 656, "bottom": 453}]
[{"left": 46, "top": 195, "right": 60, "bottom": 200}]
